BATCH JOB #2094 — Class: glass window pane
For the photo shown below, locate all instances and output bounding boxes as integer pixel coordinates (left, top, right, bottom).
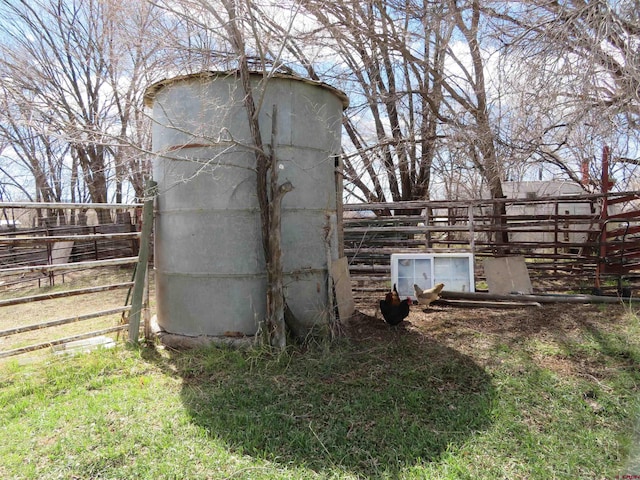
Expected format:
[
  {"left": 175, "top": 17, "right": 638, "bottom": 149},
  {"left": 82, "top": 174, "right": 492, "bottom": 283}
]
[{"left": 434, "top": 257, "right": 471, "bottom": 292}]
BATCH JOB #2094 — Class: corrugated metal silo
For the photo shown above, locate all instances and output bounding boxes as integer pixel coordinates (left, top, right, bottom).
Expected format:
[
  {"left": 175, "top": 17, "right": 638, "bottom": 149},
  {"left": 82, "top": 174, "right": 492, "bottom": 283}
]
[{"left": 144, "top": 71, "right": 348, "bottom": 339}]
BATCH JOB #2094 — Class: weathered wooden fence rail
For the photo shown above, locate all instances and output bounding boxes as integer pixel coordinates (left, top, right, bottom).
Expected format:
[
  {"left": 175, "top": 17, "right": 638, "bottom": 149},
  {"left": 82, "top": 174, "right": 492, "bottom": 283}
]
[
  {"left": 344, "top": 191, "right": 640, "bottom": 295},
  {"left": 0, "top": 224, "right": 139, "bottom": 273},
  {"left": 0, "top": 201, "right": 151, "bottom": 359}
]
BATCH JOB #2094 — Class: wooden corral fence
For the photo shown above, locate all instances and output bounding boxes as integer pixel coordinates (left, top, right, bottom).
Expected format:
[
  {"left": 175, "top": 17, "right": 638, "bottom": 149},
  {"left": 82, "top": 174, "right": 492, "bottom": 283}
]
[
  {"left": 344, "top": 190, "right": 640, "bottom": 298},
  {"left": 0, "top": 199, "right": 153, "bottom": 359},
  {"left": 0, "top": 206, "right": 140, "bottom": 280}
]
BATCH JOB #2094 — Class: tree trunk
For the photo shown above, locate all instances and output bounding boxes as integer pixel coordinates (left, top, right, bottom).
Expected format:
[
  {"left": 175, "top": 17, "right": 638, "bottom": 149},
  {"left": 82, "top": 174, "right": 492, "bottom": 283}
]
[
  {"left": 222, "top": 0, "right": 291, "bottom": 348},
  {"left": 265, "top": 106, "right": 294, "bottom": 348},
  {"left": 266, "top": 174, "right": 293, "bottom": 348},
  {"left": 74, "top": 146, "right": 111, "bottom": 224}
]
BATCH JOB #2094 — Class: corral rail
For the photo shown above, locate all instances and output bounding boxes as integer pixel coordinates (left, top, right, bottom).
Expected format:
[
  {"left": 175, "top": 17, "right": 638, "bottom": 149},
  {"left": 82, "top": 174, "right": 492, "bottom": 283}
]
[
  {"left": 343, "top": 191, "right": 640, "bottom": 298},
  {"left": 0, "top": 201, "right": 151, "bottom": 359}
]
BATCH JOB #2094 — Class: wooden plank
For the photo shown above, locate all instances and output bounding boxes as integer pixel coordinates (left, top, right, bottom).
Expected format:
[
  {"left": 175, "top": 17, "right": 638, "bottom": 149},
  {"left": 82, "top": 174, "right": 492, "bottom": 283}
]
[
  {"left": 607, "top": 194, "right": 640, "bottom": 205},
  {"left": 0, "top": 256, "right": 138, "bottom": 276},
  {"left": 345, "top": 225, "right": 599, "bottom": 235},
  {"left": 129, "top": 181, "right": 155, "bottom": 343},
  {"left": 0, "top": 325, "right": 127, "bottom": 359},
  {"left": 344, "top": 215, "right": 425, "bottom": 224},
  {"left": 350, "top": 276, "right": 391, "bottom": 282},
  {"left": 346, "top": 225, "right": 469, "bottom": 234},
  {"left": 435, "top": 298, "right": 541, "bottom": 308},
  {"left": 440, "top": 290, "right": 640, "bottom": 304},
  {"left": 0, "top": 306, "right": 131, "bottom": 337},
  {"left": 0, "top": 282, "right": 133, "bottom": 308},
  {"left": 0, "top": 232, "right": 140, "bottom": 244},
  {"left": 331, "top": 257, "right": 355, "bottom": 320},
  {"left": 0, "top": 201, "right": 142, "bottom": 209},
  {"left": 51, "top": 336, "right": 116, "bottom": 354},
  {"left": 343, "top": 193, "right": 610, "bottom": 212},
  {"left": 605, "top": 224, "right": 640, "bottom": 237},
  {"left": 51, "top": 241, "right": 74, "bottom": 264},
  {"left": 484, "top": 256, "right": 533, "bottom": 295}
]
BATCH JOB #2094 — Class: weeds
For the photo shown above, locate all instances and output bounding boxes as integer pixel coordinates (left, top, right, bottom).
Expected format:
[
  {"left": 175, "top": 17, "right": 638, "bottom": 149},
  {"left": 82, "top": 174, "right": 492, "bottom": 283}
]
[{"left": 1, "top": 304, "right": 640, "bottom": 479}]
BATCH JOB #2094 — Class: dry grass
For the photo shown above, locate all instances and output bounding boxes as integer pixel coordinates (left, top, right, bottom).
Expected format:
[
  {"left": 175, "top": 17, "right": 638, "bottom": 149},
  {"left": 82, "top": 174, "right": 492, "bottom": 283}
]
[
  {"left": 0, "top": 267, "right": 148, "bottom": 360},
  {"left": 2, "top": 273, "right": 640, "bottom": 478},
  {"left": 3, "top": 297, "right": 640, "bottom": 478}
]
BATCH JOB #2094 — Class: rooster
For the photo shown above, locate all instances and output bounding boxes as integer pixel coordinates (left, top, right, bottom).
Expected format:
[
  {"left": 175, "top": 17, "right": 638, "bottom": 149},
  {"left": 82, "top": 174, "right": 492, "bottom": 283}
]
[
  {"left": 379, "top": 284, "right": 411, "bottom": 326},
  {"left": 413, "top": 282, "right": 445, "bottom": 307}
]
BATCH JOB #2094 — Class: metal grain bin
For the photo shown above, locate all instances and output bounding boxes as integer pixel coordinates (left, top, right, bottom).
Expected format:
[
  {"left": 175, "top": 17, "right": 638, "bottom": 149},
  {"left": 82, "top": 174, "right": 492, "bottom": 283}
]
[{"left": 144, "top": 71, "right": 347, "bottom": 338}]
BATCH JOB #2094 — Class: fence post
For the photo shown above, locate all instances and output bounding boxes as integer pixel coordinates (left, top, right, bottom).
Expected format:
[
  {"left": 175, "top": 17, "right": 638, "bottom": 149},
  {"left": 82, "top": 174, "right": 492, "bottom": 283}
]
[
  {"left": 423, "top": 207, "right": 431, "bottom": 248},
  {"left": 554, "top": 201, "right": 559, "bottom": 275},
  {"left": 468, "top": 204, "right": 475, "bottom": 254},
  {"left": 129, "top": 180, "right": 156, "bottom": 344}
]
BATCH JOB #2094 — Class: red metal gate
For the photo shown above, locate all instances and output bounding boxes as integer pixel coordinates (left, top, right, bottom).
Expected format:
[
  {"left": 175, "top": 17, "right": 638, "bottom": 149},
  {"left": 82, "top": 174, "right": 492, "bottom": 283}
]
[{"left": 595, "top": 146, "right": 640, "bottom": 294}]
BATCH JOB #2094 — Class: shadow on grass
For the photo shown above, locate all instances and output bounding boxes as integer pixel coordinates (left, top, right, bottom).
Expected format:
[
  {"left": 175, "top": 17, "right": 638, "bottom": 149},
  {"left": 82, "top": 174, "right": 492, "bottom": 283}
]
[{"left": 143, "top": 314, "right": 495, "bottom": 477}]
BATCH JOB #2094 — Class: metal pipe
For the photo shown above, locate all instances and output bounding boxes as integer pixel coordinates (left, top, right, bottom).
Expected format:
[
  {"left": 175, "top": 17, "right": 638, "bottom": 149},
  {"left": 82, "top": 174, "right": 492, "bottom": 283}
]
[{"left": 440, "top": 290, "right": 639, "bottom": 304}]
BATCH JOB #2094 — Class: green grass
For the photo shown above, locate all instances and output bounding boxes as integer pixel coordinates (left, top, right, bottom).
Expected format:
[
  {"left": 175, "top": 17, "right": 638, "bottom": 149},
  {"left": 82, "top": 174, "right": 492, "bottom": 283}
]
[{"left": 2, "top": 308, "right": 640, "bottom": 479}]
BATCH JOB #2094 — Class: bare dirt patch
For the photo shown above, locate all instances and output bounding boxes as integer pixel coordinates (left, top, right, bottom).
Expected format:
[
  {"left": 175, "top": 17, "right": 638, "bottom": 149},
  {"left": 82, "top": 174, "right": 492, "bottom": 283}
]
[{"left": 350, "top": 298, "right": 635, "bottom": 379}]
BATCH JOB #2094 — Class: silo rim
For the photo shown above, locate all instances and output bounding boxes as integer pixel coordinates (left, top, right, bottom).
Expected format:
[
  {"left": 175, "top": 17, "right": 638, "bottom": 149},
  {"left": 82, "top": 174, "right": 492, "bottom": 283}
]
[{"left": 144, "top": 70, "right": 349, "bottom": 110}]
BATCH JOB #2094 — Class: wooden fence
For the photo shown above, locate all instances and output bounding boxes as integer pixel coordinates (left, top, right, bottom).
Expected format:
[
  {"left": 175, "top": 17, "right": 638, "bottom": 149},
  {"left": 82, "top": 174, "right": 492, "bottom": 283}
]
[
  {"left": 343, "top": 191, "right": 640, "bottom": 296},
  {"left": 3, "top": 191, "right": 638, "bottom": 357},
  {"left": 0, "top": 201, "right": 151, "bottom": 359}
]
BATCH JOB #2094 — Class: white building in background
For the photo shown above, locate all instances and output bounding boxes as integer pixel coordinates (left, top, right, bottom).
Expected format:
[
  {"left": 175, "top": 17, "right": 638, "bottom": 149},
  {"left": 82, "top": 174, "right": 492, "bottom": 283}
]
[
  {"left": 500, "top": 180, "right": 586, "bottom": 200},
  {"left": 0, "top": 219, "right": 21, "bottom": 227},
  {"left": 499, "top": 180, "right": 597, "bottom": 246}
]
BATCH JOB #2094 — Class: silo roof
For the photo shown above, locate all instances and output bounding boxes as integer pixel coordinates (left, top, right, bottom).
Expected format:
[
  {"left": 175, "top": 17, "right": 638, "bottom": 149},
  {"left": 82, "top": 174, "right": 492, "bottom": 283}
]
[{"left": 144, "top": 70, "right": 349, "bottom": 109}]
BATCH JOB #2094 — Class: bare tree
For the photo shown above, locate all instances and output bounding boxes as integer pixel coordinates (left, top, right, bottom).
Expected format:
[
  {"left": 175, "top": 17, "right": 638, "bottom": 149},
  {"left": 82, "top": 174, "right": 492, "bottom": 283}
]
[
  {"left": 0, "top": 78, "right": 76, "bottom": 224},
  {"left": 0, "top": 88, "right": 61, "bottom": 203},
  {"left": 0, "top": 0, "right": 111, "bottom": 221},
  {"left": 104, "top": 1, "right": 169, "bottom": 201},
  {"left": 445, "top": 0, "right": 505, "bottom": 201},
  {"left": 0, "top": 0, "right": 167, "bottom": 216},
  {"left": 296, "top": 0, "right": 452, "bottom": 203},
  {"left": 486, "top": 0, "right": 640, "bottom": 192}
]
